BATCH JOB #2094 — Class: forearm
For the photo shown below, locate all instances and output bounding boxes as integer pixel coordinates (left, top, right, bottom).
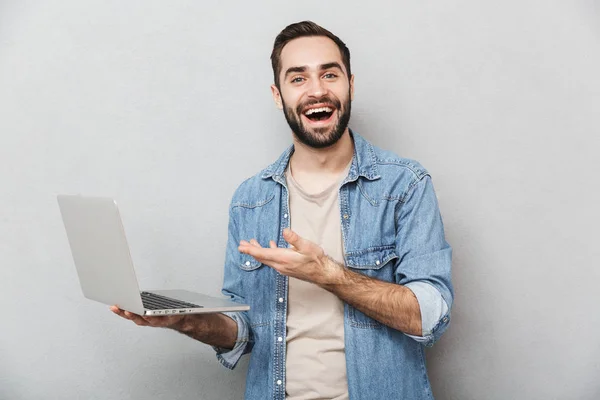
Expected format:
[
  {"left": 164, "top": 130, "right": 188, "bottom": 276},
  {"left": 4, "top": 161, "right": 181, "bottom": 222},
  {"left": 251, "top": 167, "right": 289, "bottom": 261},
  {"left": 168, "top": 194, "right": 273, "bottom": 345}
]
[
  {"left": 321, "top": 258, "right": 422, "bottom": 336},
  {"left": 171, "top": 312, "right": 238, "bottom": 350}
]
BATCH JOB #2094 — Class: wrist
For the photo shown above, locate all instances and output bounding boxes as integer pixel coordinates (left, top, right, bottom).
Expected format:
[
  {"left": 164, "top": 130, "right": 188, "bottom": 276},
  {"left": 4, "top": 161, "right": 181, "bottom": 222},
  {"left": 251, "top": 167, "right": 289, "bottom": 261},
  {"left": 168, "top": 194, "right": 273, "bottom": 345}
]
[{"left": 320, "top": 255, "right": 346, "bottom": 286}]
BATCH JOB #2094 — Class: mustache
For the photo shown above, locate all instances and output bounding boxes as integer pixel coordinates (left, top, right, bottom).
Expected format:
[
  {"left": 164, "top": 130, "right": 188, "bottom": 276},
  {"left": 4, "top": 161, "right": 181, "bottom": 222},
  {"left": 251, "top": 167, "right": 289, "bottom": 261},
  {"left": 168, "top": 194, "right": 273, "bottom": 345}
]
[{"left": 295, "top": 96, "right": 342, "bottom": 115}]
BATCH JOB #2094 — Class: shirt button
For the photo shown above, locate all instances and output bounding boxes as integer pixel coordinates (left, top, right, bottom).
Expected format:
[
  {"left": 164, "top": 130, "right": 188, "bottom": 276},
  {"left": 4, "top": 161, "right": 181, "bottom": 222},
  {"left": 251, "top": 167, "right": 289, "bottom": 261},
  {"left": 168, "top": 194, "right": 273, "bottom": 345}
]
[
  {"left": 283, "top": 213, "right": 288, "bottom": 218},
  {"left": 278, "top": 337, "right": 283, "bottom": 342},
  {"left": 277, "top": 380, "right": 282, "bottom": 385},
  {"left": 278, "top": 298, "right": 284, "bottom": 303},
  {"left": 343, "top": 214, "right": 349, "bottom": 219},
  {"left": 245, "top": 261, "right": 250, "bottom": 266},
  {"left": 375, "top": 260, "right": 380, "bottom": 266}
]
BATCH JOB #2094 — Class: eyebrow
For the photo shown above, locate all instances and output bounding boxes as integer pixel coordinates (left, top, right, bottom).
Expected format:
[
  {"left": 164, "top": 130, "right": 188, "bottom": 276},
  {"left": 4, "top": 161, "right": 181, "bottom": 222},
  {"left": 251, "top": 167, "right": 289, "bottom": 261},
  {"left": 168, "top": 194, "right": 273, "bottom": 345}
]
[
  {"left": 284, "top": 62, "right": 345, "bottom": 80},
  {"left": 320, "top": 62, "right": 344, "bottom": 73}
]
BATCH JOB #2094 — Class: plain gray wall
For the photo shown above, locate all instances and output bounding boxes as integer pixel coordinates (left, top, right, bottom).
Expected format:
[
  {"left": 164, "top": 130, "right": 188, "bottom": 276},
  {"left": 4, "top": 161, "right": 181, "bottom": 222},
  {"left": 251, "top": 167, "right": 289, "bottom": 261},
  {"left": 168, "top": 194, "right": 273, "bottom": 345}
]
[{"left": 1, "top": 1, "right": 599, "bottom": 399}]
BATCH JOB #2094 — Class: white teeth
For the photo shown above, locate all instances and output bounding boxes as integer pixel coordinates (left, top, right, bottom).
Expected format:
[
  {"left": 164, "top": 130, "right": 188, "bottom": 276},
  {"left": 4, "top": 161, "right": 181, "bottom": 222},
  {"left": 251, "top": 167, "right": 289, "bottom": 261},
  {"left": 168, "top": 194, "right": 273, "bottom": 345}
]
[{"left": 304, "top": 107, "right": 333, "bottom": 115}]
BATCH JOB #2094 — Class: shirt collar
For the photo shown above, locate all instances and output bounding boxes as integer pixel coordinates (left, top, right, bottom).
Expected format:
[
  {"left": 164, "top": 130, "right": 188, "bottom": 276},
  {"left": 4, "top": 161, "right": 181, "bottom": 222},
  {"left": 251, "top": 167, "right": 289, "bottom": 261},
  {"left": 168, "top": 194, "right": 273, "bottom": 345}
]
[{"left": 260, "top": 129, "right": 380, "bottom": 182}]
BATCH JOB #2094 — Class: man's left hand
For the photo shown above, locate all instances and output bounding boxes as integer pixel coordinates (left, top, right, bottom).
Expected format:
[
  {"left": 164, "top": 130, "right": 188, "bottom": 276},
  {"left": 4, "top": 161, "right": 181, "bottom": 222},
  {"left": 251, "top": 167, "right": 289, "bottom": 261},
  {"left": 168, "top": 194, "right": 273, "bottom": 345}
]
[{"left": 238, "top": 228, "right": 342, "bottom": 285}]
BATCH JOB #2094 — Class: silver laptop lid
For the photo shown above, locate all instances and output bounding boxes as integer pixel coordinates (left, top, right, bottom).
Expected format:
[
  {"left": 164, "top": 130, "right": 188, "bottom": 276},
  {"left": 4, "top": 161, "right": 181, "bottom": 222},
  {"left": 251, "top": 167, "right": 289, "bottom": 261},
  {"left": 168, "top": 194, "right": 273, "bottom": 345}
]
[{"left": 57, "top": 195, "right": 145, "bottom": 314}]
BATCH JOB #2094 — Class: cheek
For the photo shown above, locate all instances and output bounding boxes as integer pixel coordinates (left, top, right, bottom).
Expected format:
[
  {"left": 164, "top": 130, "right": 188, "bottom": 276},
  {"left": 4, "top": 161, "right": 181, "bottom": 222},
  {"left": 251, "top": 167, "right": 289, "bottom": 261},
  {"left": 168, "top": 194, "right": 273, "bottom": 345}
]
[
  {"left": 281, "top": 88, "right": 305, "bottom": 109},
  {"left": 334, "top": 86, "right": 351, "bottom": 101}
]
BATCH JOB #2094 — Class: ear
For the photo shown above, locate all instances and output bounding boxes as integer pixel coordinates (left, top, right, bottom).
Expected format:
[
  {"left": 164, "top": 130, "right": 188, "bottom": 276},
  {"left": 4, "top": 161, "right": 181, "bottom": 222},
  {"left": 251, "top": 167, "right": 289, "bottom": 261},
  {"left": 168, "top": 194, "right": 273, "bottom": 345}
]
[
  {"left": 349, "top": 74, "right": 355, "bottom": 101},
  {"left": 271, "top": 84, "right": 283, "bottom": 110}
]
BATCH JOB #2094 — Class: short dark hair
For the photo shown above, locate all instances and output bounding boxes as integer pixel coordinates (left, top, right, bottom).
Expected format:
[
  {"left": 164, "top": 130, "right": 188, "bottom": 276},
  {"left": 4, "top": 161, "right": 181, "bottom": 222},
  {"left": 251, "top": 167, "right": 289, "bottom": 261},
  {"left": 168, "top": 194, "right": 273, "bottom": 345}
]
[{"left": 270, "top": 21, "right": 351, "bottom": 88}]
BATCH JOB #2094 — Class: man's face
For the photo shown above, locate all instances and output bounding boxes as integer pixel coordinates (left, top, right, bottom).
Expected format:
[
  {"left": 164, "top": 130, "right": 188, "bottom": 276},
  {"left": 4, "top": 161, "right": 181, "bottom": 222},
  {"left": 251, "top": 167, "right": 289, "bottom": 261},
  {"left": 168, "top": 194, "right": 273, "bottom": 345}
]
[{"left": 272, "top": 36, "right": 354, "bottom": 149}]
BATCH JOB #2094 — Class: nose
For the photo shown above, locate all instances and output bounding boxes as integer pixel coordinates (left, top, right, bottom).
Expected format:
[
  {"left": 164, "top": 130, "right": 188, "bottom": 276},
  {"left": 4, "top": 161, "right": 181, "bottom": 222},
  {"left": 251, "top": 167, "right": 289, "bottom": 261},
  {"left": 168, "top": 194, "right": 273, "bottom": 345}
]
[{"left": 307, "top": 77, "right": 326, "bottom": 98}]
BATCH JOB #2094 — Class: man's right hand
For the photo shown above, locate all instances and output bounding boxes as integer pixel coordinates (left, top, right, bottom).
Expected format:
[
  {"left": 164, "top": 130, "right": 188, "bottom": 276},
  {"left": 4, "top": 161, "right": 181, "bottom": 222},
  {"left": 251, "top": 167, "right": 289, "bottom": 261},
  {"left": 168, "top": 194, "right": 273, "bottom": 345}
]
[
  {"left": 110, "top": 306, "right": 185, "bottom": 329},
  {"left": 109, "top": 305, "right": 238, "bottom": 350}
]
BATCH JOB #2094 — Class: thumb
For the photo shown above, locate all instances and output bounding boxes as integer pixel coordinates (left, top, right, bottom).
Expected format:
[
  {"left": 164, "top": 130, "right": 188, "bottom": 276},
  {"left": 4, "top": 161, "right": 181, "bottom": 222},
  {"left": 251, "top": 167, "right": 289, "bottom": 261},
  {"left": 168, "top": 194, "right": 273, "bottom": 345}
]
[{"left": 283, "top": 228, "right": 307, "bottom": 251}]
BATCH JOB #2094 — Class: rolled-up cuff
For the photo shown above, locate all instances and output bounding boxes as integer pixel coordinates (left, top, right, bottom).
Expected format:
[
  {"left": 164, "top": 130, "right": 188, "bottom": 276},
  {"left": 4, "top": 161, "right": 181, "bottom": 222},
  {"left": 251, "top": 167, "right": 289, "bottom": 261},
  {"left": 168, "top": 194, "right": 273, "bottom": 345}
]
[
  {"left": 213, "top": 311, "right": 250, "bottom": 370},
  {"left": 405, "top": 281, "right": 449, "bottom": 346}
]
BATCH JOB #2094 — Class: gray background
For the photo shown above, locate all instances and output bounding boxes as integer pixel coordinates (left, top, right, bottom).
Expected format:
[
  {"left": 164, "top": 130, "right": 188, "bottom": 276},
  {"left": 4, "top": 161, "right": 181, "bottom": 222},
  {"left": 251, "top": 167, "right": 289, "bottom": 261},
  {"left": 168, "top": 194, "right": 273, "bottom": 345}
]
[{"left": 1, "top": 1, "right": 599, "bottom": 399}]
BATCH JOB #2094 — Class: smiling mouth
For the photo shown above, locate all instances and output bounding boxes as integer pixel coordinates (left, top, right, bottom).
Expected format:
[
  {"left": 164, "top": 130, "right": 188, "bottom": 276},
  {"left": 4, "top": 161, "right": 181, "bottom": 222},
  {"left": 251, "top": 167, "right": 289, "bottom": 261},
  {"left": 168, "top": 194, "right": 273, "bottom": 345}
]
[{"left": 303, "top": 106, "right": 335, "bottom": 122}]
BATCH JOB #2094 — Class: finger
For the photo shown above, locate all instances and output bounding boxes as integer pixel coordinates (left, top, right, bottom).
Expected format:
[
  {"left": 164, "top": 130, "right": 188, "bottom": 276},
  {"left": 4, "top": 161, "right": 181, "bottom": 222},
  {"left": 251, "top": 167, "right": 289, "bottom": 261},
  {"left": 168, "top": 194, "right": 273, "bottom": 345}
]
[
  {"left": 249, "top": 239, "right": 262, "bottom": 248},
  {"left": 238, "top": 244, "right": 264, "bottom": 260},
  {"left": 111, "top": 306, "right": 135, "bottom": 318},
  {"left": 244, "top": 245, "right": 295, "bottom": 266},
  {"left": 269, "top": 240, "right": 277, "bottom": 249},
  {"left": 239, "top": 242, "right": 268, "bottom": 256},
  {"left": 283, "top": 228, "right": 308, "bottom": 251},
  {"left": 239, "top": 244, "right": 269, "bottom": 260},
  {"left": 124, "top": 311, "right": 150, "bottom": 326},
  {"left": 238, "top": 242, "right": 257, "bottom": 255},
  {"left": 239, "top": 240, "right": 250, "bottom": 246},
  {"left": 111, "top": 306, "right": 130, "bottom": 320}
]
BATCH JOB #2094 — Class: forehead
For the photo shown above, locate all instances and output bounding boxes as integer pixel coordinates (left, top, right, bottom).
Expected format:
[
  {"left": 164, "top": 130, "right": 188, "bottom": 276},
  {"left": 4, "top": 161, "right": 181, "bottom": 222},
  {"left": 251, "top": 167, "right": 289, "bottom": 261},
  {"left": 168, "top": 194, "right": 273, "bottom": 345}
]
[{"left": 279, "top": 36, "right": 345, "bottom": 74}]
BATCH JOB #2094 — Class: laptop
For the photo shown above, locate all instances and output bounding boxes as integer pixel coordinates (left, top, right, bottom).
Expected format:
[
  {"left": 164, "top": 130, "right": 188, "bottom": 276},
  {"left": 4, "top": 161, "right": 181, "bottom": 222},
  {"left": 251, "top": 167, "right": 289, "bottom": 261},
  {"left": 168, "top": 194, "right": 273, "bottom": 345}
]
[{"left": 57, "top": 195, "right": 250, "bottom": 316}]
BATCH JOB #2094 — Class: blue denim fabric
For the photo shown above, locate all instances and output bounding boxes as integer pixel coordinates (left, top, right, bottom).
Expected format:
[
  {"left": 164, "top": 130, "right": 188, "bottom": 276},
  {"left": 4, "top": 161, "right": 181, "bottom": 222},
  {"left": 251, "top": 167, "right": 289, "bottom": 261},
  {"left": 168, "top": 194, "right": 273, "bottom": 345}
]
[{"left": 216, "top": 131, "right": 453, "bottom": 400}]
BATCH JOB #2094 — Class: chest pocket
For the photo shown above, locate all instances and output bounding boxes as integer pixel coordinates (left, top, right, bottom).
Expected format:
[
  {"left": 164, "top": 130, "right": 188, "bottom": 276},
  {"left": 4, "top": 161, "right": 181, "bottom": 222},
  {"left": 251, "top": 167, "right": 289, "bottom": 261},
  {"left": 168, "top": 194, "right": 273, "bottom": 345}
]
[
  {"left": 345, "top": 245, "right": 399, "bottom": 329},
  {"left": 236, "top": 252, "right": 273, "bottom": 329},
  {"left": 238, "top": 253, "right": 263, "bottom": 271}
]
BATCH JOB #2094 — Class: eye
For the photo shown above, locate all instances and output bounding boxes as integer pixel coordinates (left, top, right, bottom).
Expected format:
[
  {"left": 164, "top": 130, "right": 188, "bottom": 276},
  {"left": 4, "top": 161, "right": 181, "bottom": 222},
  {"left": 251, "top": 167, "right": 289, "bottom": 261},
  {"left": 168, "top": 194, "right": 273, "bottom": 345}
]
[
  {"left": 323, "top": 73, "right": 337, "bottom": 79},
  {"left": 291, "top": 76, "right": 305, "bottom": 83}
]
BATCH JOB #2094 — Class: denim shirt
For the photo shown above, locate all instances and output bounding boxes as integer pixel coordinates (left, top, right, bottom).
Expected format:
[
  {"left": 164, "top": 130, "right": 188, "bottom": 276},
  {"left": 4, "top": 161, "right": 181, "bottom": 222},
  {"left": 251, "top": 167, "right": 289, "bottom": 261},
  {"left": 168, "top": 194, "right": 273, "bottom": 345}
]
[{"left": 216, "top": 131, "right": 453, "bottom": 400}]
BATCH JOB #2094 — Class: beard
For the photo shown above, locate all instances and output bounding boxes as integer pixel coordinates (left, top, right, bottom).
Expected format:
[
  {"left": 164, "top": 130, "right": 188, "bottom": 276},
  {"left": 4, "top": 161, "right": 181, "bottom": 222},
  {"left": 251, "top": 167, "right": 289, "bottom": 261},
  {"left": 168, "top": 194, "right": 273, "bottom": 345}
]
[{"left": 282, "top": 92, "right": 352, "bottom": 149}]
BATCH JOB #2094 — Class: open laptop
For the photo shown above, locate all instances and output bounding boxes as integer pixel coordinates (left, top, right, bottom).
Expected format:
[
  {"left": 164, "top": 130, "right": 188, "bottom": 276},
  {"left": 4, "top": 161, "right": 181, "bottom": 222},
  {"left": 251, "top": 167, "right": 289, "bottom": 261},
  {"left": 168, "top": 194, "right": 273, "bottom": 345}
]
[{"left": 57, "top": 195, "right": 249, "bottom": 316}]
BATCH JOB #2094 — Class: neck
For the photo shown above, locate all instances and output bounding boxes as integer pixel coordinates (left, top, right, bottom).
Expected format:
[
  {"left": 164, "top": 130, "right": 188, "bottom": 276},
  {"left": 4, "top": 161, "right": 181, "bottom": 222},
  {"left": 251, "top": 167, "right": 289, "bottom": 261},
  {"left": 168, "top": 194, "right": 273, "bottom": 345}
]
[{"left": 290, "top": 129, "right": 354, "bottom": 175}]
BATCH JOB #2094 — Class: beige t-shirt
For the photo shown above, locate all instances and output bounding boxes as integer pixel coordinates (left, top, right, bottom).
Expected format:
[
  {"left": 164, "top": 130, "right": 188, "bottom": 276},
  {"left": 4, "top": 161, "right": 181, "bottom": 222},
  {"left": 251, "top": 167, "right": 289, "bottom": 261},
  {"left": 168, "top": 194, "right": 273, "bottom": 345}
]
[{"left": 285, "top": 163, "right": 350, "bottom": 400}]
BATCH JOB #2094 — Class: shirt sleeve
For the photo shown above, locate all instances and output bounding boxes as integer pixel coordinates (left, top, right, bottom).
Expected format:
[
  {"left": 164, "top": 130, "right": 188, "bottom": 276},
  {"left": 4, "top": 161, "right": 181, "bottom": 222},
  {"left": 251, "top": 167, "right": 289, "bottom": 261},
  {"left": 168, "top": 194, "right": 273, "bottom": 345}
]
[
  {"left": 394, "top": 174, "right": 454, "bottom": 346},
  {"left": 404, "top": 281, "right": 449, "bottom": 342},
  {"left": 213, "top": 205, "right": 253, "bottom": 369},
  {"left": 213, "top": 311, "right": 252, "bottom": 369}
]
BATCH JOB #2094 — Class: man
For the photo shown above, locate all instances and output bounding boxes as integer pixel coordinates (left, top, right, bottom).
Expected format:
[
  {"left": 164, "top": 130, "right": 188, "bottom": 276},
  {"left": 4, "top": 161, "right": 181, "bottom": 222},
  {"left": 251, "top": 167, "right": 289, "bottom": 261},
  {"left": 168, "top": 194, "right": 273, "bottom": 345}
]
[{"left": 112, "top": 21, "right": 453, "bottom": 400}]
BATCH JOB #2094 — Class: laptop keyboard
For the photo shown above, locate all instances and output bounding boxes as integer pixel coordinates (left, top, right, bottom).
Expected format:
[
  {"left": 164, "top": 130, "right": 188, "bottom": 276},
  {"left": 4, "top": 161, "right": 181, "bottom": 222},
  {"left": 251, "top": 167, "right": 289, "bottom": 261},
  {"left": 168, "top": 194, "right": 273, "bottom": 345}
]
[{"left": 141, "top": 291, "right": 203, "bottom": 310}]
